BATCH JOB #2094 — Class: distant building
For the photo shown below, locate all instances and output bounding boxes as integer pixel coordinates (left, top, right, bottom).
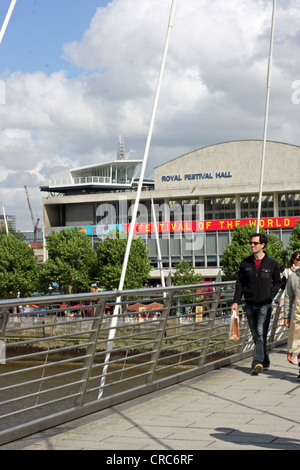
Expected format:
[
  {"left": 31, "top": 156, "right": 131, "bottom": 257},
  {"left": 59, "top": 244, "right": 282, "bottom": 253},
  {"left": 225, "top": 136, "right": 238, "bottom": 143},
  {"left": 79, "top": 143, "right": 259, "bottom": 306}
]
[
  {"left": 21, "top": 230, "right": 44, "bottom": 264},
  {"left": 22, "top": 229, "right": 43, "bottom": 245},
  {"left": 0, "top": 213, "right": 16, "bottom": 231},
  {"left": 40, "top": 140, "right": 300, "bottom": 280}
]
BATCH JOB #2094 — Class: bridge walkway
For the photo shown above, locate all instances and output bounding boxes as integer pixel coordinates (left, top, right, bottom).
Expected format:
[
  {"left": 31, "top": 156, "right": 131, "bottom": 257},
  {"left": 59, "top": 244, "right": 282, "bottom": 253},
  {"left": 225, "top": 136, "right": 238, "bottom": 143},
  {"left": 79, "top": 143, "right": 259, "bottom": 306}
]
[{"left": 1, "top": 346, "right": 300, "bottom": 451}]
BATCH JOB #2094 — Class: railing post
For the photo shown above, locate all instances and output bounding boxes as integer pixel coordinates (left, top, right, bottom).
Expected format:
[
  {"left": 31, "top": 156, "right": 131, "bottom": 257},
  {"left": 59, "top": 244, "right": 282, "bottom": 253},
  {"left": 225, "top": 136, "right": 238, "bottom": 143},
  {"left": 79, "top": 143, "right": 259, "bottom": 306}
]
[
  {"left": 0, "top": 308, "right": 9, "bottom": 364},
  {"left": 237, "top": 311, "right": 250, "bottom": 353},
  {"left": 75, "top": 300, "right": 107, "bottom": 406},
  {"left": 146, "top": 291, "right": 173, "bottom": 384},
  {"left": 198, "top": 271, "right": 222, "bottom": 366},
  {"left": 0, "top": 308, "right": 9, "bottom": 340}
]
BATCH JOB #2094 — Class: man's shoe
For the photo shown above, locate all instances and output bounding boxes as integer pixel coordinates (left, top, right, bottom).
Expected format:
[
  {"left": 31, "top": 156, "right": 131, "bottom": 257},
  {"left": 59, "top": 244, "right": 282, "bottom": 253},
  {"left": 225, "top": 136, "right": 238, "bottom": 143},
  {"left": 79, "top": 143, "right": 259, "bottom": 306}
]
[
  {"left": 263, "top": 361, "right": 270, "bottom": 370},
  {"left": 251, "top": 362, "right": 263, "bottom": 375}
]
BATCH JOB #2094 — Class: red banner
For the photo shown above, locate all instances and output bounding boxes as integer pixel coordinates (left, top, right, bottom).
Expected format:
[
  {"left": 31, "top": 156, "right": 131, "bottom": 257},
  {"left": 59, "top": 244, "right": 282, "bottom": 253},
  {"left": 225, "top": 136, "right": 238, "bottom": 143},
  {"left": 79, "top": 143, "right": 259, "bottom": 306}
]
[
  {"left": 133, "top": 216, "right": 300, "bottom": 234},
  {"left": 75, "top": 216, "right": 300, "bottom": 236}
]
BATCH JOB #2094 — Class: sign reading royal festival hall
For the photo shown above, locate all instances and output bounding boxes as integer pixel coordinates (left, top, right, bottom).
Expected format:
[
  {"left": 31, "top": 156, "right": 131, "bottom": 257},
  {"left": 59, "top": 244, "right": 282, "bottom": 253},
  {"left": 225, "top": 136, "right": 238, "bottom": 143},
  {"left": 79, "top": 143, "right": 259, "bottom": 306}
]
[
  {"left": 75, "top": 216, "right": 300, "bottom": 237},
  {"left": 161, "top": 171, "right": 232, "bottom": 182}
]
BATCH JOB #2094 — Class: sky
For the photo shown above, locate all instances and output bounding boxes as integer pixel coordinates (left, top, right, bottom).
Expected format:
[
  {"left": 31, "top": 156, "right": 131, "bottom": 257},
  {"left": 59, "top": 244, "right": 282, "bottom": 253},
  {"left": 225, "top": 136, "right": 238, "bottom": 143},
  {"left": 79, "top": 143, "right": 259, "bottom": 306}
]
[{"left": 0, "top": 0, "right": 299, "bottom": 231}]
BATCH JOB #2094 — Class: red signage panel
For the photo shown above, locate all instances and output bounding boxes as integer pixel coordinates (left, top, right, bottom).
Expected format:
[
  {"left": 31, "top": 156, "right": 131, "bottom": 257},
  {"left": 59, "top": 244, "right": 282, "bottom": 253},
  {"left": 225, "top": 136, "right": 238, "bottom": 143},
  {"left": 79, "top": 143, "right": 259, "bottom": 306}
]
[{"left": 133, "top": 216, "right": 300, "bottom": 234}]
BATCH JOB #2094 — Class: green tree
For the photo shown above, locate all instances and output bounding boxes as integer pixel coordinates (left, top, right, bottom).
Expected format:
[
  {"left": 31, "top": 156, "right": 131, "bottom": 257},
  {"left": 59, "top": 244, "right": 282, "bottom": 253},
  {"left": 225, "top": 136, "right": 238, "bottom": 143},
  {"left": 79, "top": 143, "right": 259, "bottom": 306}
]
[
  {"left": 0, "top": 232, "right": 38, "bottom": 298},
  {"left": 265, "top": 231, "right": 286, "bottom": 271},
  {"left": 172, "top": 259, "right": 203, "bottom": 287},
  {"left": 0, "top": 226, "right": 25, "bottom": 240},
  {"left": 39, "top": 228, "right": 97, "bottom": 294},
  {"left": 222, "top": 224, "right": 286, "bottom": 280},
  {"left": 97, "top": 231, "right": 151, "bottom": 290},
  {"left": 289, "top": 221, "right": 300, "bottom": 252},
  {"left": 172, "top": 259, "right": 203, "bottom": 306},
  {"left": 221, "top": 225, "right": 255, "bottom": 280}
]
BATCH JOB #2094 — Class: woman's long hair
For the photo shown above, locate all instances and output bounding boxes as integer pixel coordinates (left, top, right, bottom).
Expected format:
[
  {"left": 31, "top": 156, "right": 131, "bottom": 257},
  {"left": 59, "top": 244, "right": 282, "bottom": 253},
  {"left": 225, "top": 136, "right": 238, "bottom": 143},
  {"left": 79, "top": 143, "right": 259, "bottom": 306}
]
[{"left": 287, "top": 251, "right": 300, "bottom": 269}]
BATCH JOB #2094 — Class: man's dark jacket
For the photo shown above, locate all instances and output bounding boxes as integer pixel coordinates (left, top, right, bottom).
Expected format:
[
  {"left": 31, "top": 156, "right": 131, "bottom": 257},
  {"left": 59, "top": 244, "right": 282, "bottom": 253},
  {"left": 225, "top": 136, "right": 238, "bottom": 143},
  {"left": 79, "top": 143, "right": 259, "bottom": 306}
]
[{"left": 233, "top": 253, "right": 281, "bottom": 307}]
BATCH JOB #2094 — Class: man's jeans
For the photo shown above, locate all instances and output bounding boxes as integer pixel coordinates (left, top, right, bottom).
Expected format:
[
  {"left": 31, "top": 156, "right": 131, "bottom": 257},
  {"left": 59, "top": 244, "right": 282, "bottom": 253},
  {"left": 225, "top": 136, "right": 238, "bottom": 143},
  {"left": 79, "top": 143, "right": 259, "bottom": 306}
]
[{"left": 245, "top": 302, "right": 272, "bottom": 366}]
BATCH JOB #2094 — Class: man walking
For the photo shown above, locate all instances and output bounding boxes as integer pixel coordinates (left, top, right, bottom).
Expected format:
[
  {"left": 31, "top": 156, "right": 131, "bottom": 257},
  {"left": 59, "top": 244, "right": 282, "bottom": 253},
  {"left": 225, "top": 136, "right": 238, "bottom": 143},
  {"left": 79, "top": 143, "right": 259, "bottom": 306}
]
[{"left": 231, "top": 233, "right": 281, "bottom": 375}]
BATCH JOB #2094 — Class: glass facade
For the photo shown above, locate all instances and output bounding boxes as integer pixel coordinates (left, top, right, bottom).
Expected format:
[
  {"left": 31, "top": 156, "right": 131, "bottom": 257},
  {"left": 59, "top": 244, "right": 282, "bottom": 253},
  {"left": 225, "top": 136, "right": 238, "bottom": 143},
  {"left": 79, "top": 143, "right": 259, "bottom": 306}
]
[
  {"left": 146, "top": 231, "right": 229, "bottom": 270},
  {"left": 0, "top": 214, "right": 16, "bottom": 231},
  {"left": 278, "top": 193, "right": 300, "bottom": 217},
  {"left": 169, "top": 199, "right": 201, "bottom": 221},
  {"left": 240, "top": 194, "right": 273, "bottom": 218},
  {"left": 144, "top": 227, "right": 291, "bottom": 271},
  {"left": 204, "top": 197, "right": 235, "bottom": 220},
  {"left": 117, "top": 229, "right": 224, "bottom": 271}
]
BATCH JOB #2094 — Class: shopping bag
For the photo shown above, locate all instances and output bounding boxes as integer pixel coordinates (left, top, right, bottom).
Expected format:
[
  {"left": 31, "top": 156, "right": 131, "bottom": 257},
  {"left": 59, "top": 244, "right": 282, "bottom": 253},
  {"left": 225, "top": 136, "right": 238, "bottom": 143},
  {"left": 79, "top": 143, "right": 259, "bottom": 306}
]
[{"left": 229, "top": 310, "right": 239, "bottom": 340}]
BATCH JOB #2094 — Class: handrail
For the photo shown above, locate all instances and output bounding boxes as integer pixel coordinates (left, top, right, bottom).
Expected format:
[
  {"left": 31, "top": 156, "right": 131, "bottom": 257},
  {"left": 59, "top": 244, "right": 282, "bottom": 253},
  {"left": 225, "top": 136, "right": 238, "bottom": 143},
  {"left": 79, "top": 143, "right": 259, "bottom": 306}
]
[{"left": 0, "top": 278, "right": 287, "bottom": 445}]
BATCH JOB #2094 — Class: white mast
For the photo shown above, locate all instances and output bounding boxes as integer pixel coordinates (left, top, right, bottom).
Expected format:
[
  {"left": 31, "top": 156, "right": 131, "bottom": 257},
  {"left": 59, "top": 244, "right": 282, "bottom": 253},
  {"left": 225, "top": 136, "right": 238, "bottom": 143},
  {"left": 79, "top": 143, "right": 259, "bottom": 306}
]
[
  {"left": 151, "top": 198, "right": 166, "bottom": 289},
  {"left": 257, "top": 0, "right": 276, "bottom": 230},
  {"left": 1, "top": 202, "right": 9, "bottom": 235},
  {"left": 98, "top": 0, "right": 178, "bottom": 399},
  {"left": 0, "top": 1, "right": 17, "bottom": 234},
  {"left": 0, "top": 0, "right": 17, "bottom": 45}
]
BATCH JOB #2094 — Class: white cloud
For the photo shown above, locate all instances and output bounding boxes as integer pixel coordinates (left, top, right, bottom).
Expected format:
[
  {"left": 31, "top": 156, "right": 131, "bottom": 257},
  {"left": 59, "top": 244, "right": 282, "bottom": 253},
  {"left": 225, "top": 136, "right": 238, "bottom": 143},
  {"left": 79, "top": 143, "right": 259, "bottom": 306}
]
[{"left": 0, "top": 0, "right": 299, "bottom": 230}]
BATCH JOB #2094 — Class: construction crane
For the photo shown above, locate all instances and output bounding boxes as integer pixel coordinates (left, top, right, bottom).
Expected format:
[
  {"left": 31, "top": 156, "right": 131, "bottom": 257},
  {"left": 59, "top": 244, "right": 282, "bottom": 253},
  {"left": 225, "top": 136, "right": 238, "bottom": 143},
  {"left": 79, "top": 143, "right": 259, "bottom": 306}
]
[{"left": 24, "top": 185, "right": 40, "bottom": 244}]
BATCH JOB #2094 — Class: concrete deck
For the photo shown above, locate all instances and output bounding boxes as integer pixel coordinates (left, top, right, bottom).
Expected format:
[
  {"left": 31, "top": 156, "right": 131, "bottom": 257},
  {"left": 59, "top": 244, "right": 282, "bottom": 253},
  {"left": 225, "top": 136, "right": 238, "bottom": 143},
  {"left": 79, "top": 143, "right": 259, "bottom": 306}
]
[{"left": 1, "top": 346, "right": 300, "bottom": 451}]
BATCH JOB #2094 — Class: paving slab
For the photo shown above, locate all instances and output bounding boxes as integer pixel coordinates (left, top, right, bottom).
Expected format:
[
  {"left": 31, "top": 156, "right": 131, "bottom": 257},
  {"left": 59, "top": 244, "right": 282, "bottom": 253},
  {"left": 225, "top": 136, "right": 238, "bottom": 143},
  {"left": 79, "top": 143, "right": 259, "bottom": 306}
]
[{"left": 1, "top": 346, "right": 300, "bottom": 451}]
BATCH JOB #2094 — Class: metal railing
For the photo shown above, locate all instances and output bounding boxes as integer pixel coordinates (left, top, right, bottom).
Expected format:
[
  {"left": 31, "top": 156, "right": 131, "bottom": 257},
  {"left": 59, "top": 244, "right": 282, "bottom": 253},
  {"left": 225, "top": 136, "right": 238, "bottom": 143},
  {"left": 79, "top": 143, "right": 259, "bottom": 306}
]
[
  {"left": 39, "top": 175, "right": 129, "bottom": 189},
  {"left": 0, "top": 276, "right": 287, "bottom": 445}
]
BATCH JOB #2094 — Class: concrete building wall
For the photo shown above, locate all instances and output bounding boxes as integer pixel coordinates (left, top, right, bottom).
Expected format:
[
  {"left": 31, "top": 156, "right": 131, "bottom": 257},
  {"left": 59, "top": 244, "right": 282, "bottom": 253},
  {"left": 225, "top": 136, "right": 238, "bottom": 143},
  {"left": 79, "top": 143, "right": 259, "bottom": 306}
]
[
  {"left": 155, "top": 140, "right": 300, "bottom": 195},
  {"left": 65, "top": 203, "right": 94, "bottom": 226}
]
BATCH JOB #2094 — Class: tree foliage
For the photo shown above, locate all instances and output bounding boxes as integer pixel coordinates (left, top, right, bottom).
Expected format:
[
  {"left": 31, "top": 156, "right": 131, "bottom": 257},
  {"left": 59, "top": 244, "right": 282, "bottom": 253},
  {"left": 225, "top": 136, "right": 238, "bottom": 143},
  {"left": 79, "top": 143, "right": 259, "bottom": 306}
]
[
  {"left": 172, "top": 259, "right": 203, "bottom": 305},
  {"left": 97, "top": 231, "right": 151, "bottom": 290},
  {"left": 265, "top": 231, "right": 286, "bottom": 271},
  {"left": 172, "top": 259, "right": 203, "bottom": 287},
  {"left": 289, "top": 221, "right": 300, "bottom": 252},
  {"left": 39, "top": 228, "right": 97, "bottom": 294},
  {"left": 0, "top": 232, "right": 38, "bottom": 298},
  {"left": 222, "top": 224, "right": 286, "bottom": 280}
]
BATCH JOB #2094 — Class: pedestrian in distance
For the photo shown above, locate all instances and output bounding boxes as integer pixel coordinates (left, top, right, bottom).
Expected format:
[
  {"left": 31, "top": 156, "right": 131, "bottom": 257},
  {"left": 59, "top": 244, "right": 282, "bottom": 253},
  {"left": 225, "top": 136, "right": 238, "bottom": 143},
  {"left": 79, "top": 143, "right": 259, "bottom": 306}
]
[
  {"left": 283, "top": 264, "right": 300, "bottom": 329},
  {"left": 280, "top": 250, "right": 300, "bottom": 290},
  {"left": 283, "top": 264, "right": 300, "bottom": 380},
  {"left": 277, "top": 250, "right": 300, "bottom": 311},
  {"left": 231, "top": 233, "right": 281, "bottom": 375}
]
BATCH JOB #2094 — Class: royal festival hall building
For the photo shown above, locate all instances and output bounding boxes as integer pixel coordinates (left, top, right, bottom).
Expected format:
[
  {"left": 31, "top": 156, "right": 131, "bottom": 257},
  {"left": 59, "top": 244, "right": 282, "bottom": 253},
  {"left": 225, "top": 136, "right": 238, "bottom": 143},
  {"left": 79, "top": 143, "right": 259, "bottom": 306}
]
[{"left": 40, "top": 140, "right": 300, "bottom": 281}]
